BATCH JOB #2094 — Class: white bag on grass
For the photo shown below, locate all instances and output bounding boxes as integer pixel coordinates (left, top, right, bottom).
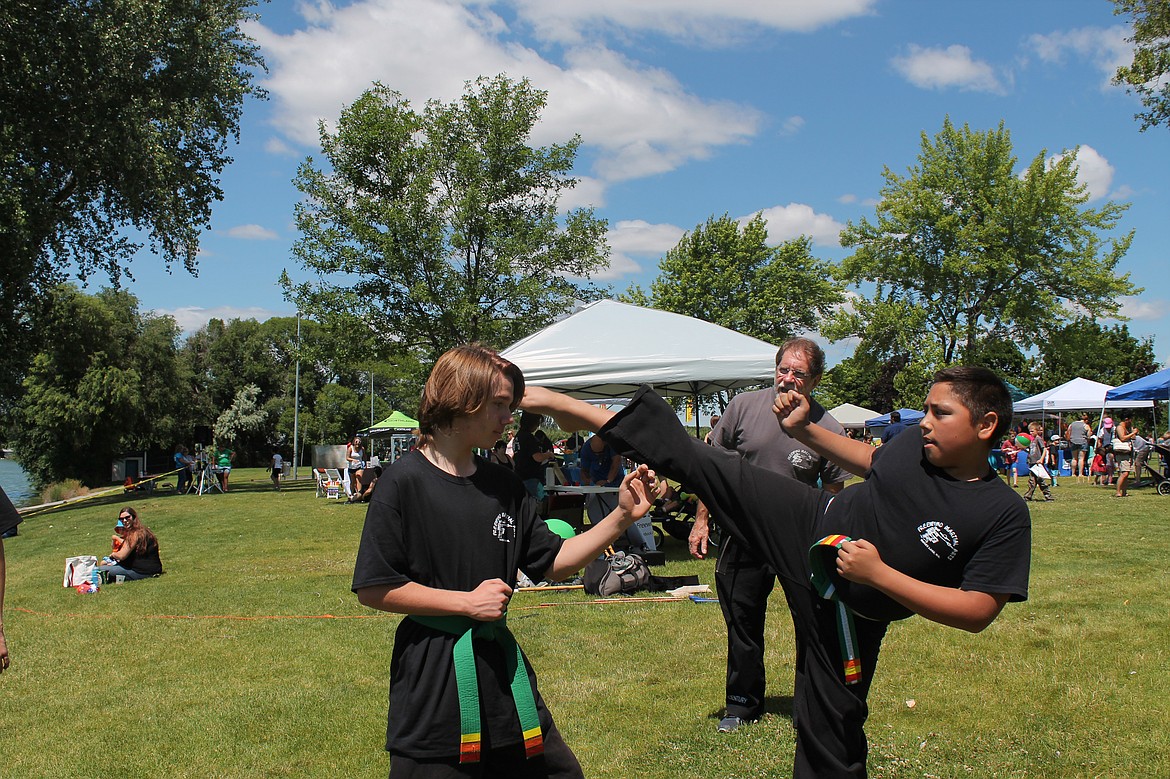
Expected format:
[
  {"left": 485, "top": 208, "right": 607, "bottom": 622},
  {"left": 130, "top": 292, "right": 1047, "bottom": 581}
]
[{"left": 63, "top": 555, "right": 98, "bottom": 588}]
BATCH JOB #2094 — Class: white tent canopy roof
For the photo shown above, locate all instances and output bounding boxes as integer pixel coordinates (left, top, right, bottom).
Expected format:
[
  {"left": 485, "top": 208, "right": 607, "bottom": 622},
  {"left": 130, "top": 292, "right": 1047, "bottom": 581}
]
[
  {"left": 501, "top": 300, "right": 779, "bottom": 399},
  {"left": 827, "top": 403, "right": 880, "bottom": 429},
  {"left": 1012, "top": 376, "right": 1153, "bottom": 413}
]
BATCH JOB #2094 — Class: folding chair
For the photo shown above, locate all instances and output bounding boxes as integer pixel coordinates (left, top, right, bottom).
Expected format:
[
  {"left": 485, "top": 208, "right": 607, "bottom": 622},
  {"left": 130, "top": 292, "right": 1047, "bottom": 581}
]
[{"left": 324, "top": 468, "right": 344, "bottom": 499}]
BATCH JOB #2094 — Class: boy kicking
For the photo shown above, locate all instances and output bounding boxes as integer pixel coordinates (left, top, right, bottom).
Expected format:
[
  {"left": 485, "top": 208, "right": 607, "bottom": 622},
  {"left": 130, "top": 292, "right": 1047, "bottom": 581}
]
[
  {"left": 523, "top": 366, "right": 1030, "bottom": 778},
  {"left": 352, "top": 344, "right": 656, "bottom": 778}
]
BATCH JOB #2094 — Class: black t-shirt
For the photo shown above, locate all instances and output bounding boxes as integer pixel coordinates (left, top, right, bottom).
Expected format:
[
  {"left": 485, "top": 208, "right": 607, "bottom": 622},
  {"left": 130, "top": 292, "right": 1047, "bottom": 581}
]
[
  {"left": 124, "top": 536, "right": 163, "bottom": 576},
  {"left": 600, "top": 387, "right": 1030, "bottom": 624},
  {"left": 351, "top": 451, "right": 563, "bottom": 758},
  {"left": 821, "top": 425, "right": 1031, "bottom": 620},
  {"left": 0, "top": 485, "right": 21, "bottom": 536},
  {"left": 513, "top": 430, "right": 544, "bottom": 481}
]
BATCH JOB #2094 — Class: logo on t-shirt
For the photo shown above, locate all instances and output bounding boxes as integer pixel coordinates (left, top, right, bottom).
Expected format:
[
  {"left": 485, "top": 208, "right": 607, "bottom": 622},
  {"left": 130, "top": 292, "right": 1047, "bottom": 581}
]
[
  {"left": 917, "top": 521, "right": 959, "bottom": 561},
  {"left": 492, "top": 512, "right": 516, "bottom": 543},
  {"left": 788, "top": 448, "right": 819, "bottom": 476}
]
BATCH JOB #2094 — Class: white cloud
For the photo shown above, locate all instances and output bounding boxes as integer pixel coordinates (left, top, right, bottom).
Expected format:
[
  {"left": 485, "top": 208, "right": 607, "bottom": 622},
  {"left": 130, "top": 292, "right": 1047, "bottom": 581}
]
[
  {"left": 780, "top": 115, "right": 806, "bottom": 136},
  {"left": 249, "top": 0, "right": 763, "bottom": 193},
  {"left": 264, "top": 136, "right": 300, "bottom": 157},
  {"left": 508, "top": 0, "right": 878, "bottom": 45},
  {"left": 558, "top": 176, "right": 607, "bottom": 211},
  {"left": 225, "top": 224, "right": 281, "bottom": 240},
  {"left": 1027, "top": 25, "right": 1131, "bottom": 87},
  {"left": 748, "top": 203, "right": 846, "bottom": 247},
  {"left": 1117, "top": 296, "right": 1166, "bottom": 321},
  {"left": 837, "top": 193, "right": 857, "bottom": 204},
  {"left": 594, "top": 219, "right": 687, "bottom": 280},
  {"left": 1047, "top": 145, "right": 1114, "bottom": 202},
  {"left": 154, "top": 305, "right": 288, "bottom": 333},
  {"left": 892, "top": 44, "right": 1005, "bottom": 94},
  {"left": 607, "top": 219, "right": 686, "bottom": 254},
  {"left": 593, "top": 251, "right": 646, "bottom": 280}
]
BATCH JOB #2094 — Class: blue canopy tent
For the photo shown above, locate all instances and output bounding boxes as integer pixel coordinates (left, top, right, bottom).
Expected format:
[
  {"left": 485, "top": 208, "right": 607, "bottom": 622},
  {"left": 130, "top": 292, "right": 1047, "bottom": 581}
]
[
  {"left": 1105, "top": 367, "right": 1170, "bottom": 435},
  {"left": 1105, "top": 367, "right": 1170, "bottom": 402},
  {"left": 864, "top": 408, "right": 925, "bottom": 430}
]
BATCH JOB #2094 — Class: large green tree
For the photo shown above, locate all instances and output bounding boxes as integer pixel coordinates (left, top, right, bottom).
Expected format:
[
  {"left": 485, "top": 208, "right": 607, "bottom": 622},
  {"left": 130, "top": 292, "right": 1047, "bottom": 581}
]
[
  {"left": 0, "top": 0, "right": 265, "bottom": 409},
  {"left": 626, "top": 214, "right": 844, "bottom": 344},
  {"left": 1034, "top": 316, "right": 1159, "bottom": 388},
  {"left": 283, "top": 75, "right": 609, "bottom": 366},
  {"left": 10, "top": 286, "right": 185, "bottom": 488},
  {"left": 838, "top": 117, "right": 1139, "bottom": 367},
  {"left": 1113, "top": 0, "right": 1170, "bottom": 131}
]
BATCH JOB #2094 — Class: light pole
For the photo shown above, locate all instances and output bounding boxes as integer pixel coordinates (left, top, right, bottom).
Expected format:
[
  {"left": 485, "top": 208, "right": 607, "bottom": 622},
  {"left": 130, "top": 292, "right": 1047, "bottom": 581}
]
[{"left": 293, "top": 313, "right": 301, "bottom": 480}]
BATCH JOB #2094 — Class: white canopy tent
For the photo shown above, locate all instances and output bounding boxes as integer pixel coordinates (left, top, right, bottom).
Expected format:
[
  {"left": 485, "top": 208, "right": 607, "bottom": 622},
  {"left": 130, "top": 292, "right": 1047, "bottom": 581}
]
[
  {"left": 1012, "top": 377, "right": 1152, "bottom": 414},
  {"left": 827, "top": 403, "right": 880, "bottom": 430},
  {"left": 501, "top": 300, "right": 779, "bottom": 400}
]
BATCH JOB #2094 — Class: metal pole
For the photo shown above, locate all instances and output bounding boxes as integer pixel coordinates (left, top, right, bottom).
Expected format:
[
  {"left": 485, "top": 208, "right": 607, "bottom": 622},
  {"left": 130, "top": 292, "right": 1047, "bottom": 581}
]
[{"left": 293, "top": 313, "right": 301, "bottom": 481}]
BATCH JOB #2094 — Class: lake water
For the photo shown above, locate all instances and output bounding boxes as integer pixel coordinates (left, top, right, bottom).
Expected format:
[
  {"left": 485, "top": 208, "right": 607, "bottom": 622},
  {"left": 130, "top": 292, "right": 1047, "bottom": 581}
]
[{"left": 0, "top": 457, "right": 34, "bottom": 506}]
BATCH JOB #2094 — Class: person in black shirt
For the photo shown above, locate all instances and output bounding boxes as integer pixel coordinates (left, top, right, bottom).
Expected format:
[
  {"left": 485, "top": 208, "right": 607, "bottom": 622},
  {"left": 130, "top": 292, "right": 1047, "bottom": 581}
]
[
  {"left": 514, "top": 411, "right": 556, "bottom": 499},
  {"left": 352, "top": 344, "right": 657, "bottom": 778},
  {"left": 0, "top": 485, "right": 21, "bottom": 673},
  {"left": 522, "top": 366, "right": 1030, "bottom": 779}
]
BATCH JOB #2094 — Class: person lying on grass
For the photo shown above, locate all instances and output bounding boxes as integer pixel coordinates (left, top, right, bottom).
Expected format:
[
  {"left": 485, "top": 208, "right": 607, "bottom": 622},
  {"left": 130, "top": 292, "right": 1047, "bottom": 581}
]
[
  {"left": 352, "top": 343, "right": 657, "bottom": 779},
  {"left": 522, "top": 366, "right": 1031, "bottom": 779}
]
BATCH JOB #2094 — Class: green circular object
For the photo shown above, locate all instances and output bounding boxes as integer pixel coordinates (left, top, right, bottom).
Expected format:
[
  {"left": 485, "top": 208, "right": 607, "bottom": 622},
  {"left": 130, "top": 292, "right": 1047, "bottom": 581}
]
[
  {"left": 544, "top": 518, "right": 576, "bottom": 540},
  {"left": 1015, "top": 434, "right": 1031, "bottom": 447}
]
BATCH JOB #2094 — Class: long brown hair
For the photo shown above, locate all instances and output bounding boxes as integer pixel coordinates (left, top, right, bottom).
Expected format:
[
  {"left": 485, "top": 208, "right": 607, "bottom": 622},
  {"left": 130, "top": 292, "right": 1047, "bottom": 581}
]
[
  {"left": 417, "top": 344, "right": 525, "bottom": 445},
  {"left": 118, "top": 506, "right": 158, "bottom": 555}
]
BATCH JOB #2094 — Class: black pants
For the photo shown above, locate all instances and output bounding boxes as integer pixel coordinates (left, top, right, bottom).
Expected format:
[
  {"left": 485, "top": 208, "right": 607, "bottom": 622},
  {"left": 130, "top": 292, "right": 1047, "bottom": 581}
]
[
  {"left": 604, "top": 388, "right": 889, "bottom": 778},
  {"left": 388, "top": 721, "right": 582, "bottom": 779},
  {"left": 715, "top": 536, "right": 777, "bottom": 720}
]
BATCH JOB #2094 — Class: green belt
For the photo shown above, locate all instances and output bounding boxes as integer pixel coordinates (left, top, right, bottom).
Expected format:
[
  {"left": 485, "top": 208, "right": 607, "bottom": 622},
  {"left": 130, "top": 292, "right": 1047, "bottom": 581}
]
[
  {"left": 808, "top": 534, "right": 863, "bottom": 686},
  {"left": 410, "top": 614, "right": 544, "bottom": 763}
]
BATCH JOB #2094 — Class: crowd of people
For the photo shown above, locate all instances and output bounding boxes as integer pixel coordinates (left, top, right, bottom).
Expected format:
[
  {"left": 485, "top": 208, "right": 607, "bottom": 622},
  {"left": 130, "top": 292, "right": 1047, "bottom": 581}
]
[{"left": 996, "top": 412, "right": 1167, "bottom": 499}]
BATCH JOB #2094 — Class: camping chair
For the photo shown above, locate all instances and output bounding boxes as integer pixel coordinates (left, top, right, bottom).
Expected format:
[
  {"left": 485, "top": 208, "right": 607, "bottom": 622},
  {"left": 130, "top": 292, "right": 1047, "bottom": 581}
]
[
  {"left": 324, "top": 468, "right": 345, "bottom": 499},
  {"left": 314, "top": 468, "right": 343, "bottom": 499}
]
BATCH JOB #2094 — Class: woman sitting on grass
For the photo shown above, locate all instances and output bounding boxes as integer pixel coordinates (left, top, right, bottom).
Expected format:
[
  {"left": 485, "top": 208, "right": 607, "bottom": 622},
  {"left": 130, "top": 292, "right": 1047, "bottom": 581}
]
[{"left": 98, "top": 507, "right": 164, "bottom": 582}]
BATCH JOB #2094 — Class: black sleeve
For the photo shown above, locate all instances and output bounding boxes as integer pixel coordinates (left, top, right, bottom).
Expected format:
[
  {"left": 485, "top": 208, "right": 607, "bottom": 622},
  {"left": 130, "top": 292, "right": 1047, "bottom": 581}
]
[
  {"left": 0, "top": 485, "right": 20, "bottom": 536},
  {"left": 600, "top": 386, "right": 824, "bottom": 587},
  {"left": 352, "top": 493, "right": 411, "bottom": 593}
]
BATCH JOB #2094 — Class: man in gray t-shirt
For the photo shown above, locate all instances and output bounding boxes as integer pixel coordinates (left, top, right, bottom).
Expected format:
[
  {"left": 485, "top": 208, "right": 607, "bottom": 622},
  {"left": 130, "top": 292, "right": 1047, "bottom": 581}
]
[{"left": 689, "top": 338, "right": 847, "bottom": 733}]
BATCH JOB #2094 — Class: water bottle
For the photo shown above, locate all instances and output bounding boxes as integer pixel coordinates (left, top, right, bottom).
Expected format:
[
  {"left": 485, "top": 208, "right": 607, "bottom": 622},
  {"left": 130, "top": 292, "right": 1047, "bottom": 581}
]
[{"left": 90, "top": 569, "right": 101, "bottom": 592}]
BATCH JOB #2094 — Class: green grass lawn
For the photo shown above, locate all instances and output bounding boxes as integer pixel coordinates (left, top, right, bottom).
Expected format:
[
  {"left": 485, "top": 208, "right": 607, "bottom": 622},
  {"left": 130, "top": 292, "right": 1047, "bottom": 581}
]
[{"left": 1, "top": 469, "right": 1167, "bottom": 778}]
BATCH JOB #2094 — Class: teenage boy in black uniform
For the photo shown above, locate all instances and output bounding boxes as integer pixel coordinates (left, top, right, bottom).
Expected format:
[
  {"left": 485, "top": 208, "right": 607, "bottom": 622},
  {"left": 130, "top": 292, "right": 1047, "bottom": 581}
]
[
  {"left": 352, "top": 344, "right": 657, "bottom": 778},
  {"left": 523, "top": 366, "right": 1031, "bottom": 778}
]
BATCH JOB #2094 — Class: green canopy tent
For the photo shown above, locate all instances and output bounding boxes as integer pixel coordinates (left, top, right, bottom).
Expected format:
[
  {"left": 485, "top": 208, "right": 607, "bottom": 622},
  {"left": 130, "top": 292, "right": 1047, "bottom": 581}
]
[
  {"left": 362, "top": 411, "right": 420, "bottom": 464},
  {"left": 363, "top": 410, "right": 419, "bottom": 436}
]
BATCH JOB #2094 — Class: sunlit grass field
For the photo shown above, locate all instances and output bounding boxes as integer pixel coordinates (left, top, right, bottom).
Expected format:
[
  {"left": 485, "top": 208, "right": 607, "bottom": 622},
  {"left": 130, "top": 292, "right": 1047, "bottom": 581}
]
[{"left": 1, "top": 469, "right": 1167, "bottom": 778}]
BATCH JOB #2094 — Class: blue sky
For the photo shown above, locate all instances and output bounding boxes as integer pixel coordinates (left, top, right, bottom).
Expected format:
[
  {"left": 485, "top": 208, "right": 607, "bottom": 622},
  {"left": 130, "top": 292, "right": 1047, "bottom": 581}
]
[{"left": 122, "top": 0, "right": 1170, "bottom": 367}]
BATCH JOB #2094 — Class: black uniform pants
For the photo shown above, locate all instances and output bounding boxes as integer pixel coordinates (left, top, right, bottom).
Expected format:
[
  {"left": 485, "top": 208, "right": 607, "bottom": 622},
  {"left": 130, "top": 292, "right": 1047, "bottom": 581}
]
[
  {"left": 603, "top": 388, "right": 888, "bottom": 778},
  {"left": 715, "top": 536, "right": 777, "bottom": 720}
]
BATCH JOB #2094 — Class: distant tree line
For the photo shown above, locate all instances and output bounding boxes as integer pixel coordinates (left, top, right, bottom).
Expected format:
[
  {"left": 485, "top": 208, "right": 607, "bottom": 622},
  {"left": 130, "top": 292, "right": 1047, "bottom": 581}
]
[{"left": 5, "top": 284, "right": 420, "bottom": 489}]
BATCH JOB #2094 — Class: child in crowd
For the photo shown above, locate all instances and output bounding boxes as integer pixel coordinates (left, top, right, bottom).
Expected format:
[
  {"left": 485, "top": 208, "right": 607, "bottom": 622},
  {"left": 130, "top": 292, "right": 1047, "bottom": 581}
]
[
  {"left": 1021, "top": 422, "right": 1054, "bottom": 502},
  {"left": 523, "top": 366, "right": 1030, "bottom": 779},
  {"left": 351, "top": 344, "right": 657, "bottom": 778},
  {"left": 1089, "top": 449, "right": 1108, "bottom": 484}
]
